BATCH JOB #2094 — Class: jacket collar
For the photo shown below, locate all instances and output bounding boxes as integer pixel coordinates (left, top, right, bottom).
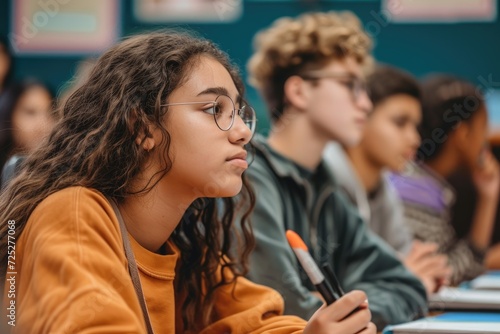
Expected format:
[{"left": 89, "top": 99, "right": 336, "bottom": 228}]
[{"left": 251, "top": 134, "right": 337, "bottom": 188}]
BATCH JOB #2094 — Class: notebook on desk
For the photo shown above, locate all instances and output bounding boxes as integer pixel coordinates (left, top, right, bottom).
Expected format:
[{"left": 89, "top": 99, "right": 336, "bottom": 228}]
[
  {"left": 469, "top": 271, "right": 500, "bottom": 290},
  {"left": 429, "top": 287, "right": 500, "bottom": 311},
  {"left": 383, "top": 312, "right": 500, "bottom": 334}
]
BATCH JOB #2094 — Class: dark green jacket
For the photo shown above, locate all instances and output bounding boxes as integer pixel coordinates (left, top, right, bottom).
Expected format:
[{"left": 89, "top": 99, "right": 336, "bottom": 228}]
[{"left": 245, "top": 135, "right": 427, "bottom": 329}]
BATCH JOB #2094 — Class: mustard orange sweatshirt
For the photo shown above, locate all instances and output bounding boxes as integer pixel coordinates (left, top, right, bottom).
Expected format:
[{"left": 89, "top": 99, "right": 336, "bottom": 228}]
[{"left": 2, "top": 187, "right": 306, "bottom": 333}]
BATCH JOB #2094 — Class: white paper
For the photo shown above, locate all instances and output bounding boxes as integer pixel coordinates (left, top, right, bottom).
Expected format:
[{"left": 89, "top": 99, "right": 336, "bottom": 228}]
[{"left": 429, "top": 287, "right": 500, "bottom": 310}]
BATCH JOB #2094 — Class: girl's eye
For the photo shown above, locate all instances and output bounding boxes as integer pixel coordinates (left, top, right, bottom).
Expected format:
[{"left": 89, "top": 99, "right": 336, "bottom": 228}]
[{"left": 202, "top": 103, "right": 220, "bottom": 116}]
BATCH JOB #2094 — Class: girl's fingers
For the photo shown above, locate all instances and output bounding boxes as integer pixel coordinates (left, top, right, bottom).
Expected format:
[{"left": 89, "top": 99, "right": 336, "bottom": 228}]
[
  {"left": 356, "top": 322, "right": 377, "bottom": 334},
  {"left": 336, "top": 306, "right": 372, "bottom": 334},
  {"left": 324, "top": 290, "right": 369, "bottom": 321}
]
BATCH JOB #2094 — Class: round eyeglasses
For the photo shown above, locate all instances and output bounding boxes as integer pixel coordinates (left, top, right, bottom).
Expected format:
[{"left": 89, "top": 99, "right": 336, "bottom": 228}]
[{"left": 162, "top": 95, "right": 257, "bottom": 135}]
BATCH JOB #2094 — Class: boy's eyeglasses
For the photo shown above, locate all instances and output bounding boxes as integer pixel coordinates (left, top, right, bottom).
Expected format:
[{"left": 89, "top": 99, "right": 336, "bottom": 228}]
[
  {"left": 162, "top": 94, "right": 256, "bottom": 135},
  {"left": 300, "top": 72, "right": 367, "bottom": 102}
]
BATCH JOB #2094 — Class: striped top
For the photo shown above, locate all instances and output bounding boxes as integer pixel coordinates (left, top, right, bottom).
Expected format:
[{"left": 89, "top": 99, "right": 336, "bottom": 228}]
[{"left": 390, "top": 163, "right": 486, "bottom": 285}]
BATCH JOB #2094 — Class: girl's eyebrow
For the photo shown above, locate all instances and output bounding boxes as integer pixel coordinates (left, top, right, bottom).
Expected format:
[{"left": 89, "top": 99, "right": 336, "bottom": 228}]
[{"left": 197, "top": 86, "right": 240, "bottom": 102}]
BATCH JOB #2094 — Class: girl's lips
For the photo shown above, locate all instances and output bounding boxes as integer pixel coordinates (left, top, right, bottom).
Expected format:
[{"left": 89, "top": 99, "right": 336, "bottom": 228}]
[
  {"left": 227, "top": 158, "right": 248, "bottom": 169},
  {"left": 227, "top": 151, "right": 247, "bottom": 161}
]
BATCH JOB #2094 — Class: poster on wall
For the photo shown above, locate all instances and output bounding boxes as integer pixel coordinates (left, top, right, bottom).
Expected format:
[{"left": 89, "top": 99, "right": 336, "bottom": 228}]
[
  {"left": 382, "top": 0, "right": 496, "bottom": 23},
  {"left": 133, "top": 0, "right": 243, "bottom": 23},
  {"left": 10, "top": 0, "right": 120, "bottom": 55}
]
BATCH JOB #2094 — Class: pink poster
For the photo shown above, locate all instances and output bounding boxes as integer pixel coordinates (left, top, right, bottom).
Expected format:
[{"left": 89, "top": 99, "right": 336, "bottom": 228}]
[
  {"left": 383, "top": 0, "right": 496, "bottom": 23},
  {"left": 133, "top": 0, "right": 242, "bottom": 23},
  {"left": 10, "top": 0, "right": 120, "bottom": 54}
]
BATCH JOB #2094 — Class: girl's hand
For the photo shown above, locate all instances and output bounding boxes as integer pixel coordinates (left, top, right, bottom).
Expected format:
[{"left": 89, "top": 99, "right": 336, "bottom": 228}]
[
  {"left": 304, "top": 290, "right": 376, "bottom": 334},
  {"left": 473, "top": 149, "right": 500, "bottom": 201}
]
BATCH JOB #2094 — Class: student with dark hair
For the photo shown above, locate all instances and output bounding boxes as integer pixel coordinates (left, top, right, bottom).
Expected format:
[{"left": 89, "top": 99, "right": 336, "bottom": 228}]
[
  {"left": 324, "top": 65, "right": 451, "bottom": 296},
  {"left": 244, "top": 12, "right": 427, "bottom": 331},
  {"left": 0, "top": 31, "right": 374, "bottom": 333},
  {"left": 390, "top": 75, "right": 500, "bottom": 285},
  {"left": 0, "top": 79, "right": 55, "bottom": 188}
]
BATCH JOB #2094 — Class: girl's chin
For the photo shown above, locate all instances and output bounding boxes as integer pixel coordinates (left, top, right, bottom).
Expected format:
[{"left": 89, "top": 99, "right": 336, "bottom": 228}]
[
  {"left": 202, "top": 183, "right": 243, "bottom": 198},
  {"left": 224, "top": 184, "right": 244, "bottom": 198}
]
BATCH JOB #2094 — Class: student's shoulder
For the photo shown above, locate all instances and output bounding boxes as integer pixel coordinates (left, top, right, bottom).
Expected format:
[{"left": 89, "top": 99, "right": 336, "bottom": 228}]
[
  {"left": 36, "top": 186, "right": 110, "bottom": 212},
  {"left": 28, "top": 186, "right": 118, "bottom": 236}
]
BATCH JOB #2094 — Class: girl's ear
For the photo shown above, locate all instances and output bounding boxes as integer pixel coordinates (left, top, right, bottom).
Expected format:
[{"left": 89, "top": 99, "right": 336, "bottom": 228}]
[
  {"left": 135, "top": 133, "right": 155, "bottom": 152},
  {"left": 130, "top": 108, "right": 156, "bottom": 152},
  {"left": 283, "top": 75, "right": 310, "bottom": 111}
]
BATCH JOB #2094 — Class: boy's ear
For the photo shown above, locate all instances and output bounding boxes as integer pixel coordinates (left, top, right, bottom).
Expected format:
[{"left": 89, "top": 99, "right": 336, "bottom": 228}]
[{"left": 283, "top": 75, "right": 310, "bottom": 111}]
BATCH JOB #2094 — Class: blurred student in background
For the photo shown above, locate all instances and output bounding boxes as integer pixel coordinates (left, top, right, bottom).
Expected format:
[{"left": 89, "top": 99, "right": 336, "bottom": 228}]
[
  {"left": 0, "top": 79, "right": 55, "bottom": 187},
  {"left": 244, "top": 11, "right": 427, "bottom": 330},
  {"left": 390, "top": 75, "right": 500, "bottom": 285},
  {"left": 447, "top": 135, "right": 500, "bottom": 270},
  {"left": 324, "top": 65, "right": 451, "bottom": 296},
  {"left": 0, "top": 37, "right": 11, "bottom": 95}
]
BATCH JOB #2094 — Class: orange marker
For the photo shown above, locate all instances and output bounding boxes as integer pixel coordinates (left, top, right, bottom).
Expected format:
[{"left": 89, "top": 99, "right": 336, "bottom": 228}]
[{"left": 286, "top": 230, "right": 336, "bottom": 305}]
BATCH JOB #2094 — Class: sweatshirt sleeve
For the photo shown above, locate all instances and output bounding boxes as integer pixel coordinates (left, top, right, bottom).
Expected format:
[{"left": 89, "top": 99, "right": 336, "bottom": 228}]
[
  {"left": 203, "top": 269, "right": 306, "bottom": 334},
  {"left": 245, "top": 164, "right": 324, "bottom": 320},
  {"left": 9, "top": 187, "right": 146, "bottom": 333},
  {"left": 332, "top": 191, "right": 428, "bottom": 329},
  {"left": 444, "top": 238, "right": 486, "bottom": 284}
]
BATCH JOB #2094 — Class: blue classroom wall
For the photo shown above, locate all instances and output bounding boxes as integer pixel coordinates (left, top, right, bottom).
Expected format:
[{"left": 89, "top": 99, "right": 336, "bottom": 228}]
[{"left": 1, "top": 0, "right": 499, "bottom": 133}]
